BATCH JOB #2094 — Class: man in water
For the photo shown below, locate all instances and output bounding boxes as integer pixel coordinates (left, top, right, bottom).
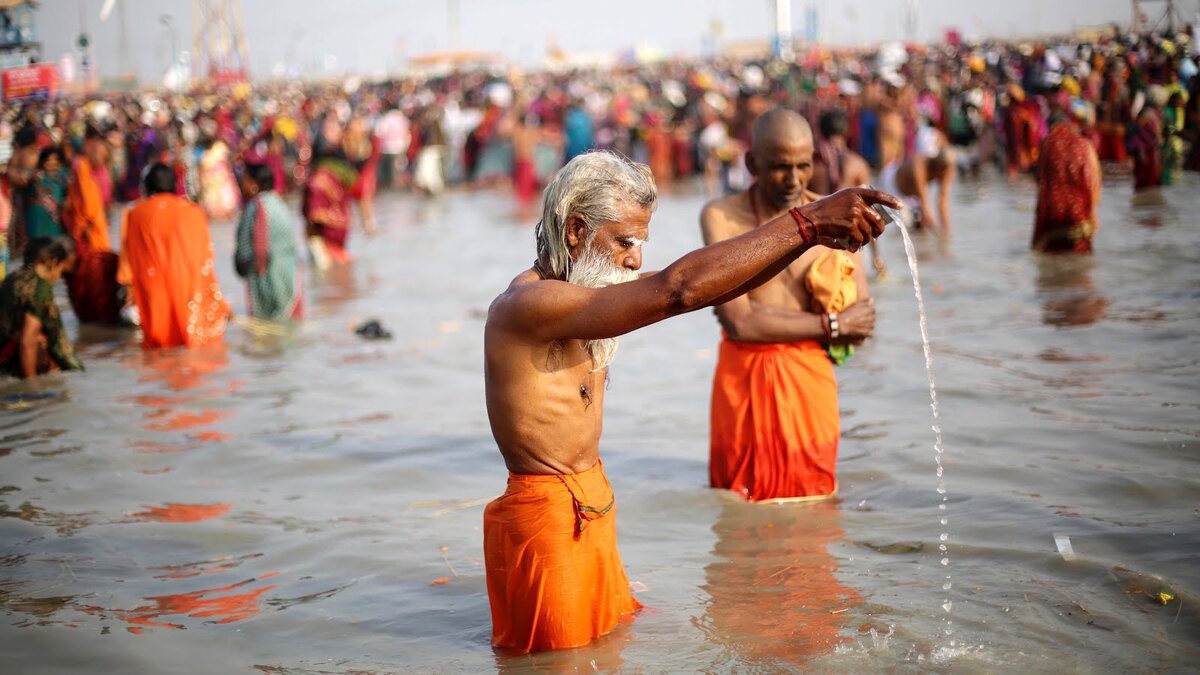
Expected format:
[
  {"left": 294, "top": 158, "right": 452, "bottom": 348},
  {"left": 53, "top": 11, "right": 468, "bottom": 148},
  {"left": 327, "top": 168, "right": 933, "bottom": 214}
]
[
  {"left": 879, "top": 123, "right": 956, "bottom": 238},
  {"left": 701, "top": 109, "right": 877, "bottom": 503},
  {"left": 483, "top": 150, "right": 897, "bottom": 652},
  {"left": 1033, "top": 100, "right": 1102, "bottom": 253},
  {"left": 120, "top": 163, "right": 228, "bottom": 349}
]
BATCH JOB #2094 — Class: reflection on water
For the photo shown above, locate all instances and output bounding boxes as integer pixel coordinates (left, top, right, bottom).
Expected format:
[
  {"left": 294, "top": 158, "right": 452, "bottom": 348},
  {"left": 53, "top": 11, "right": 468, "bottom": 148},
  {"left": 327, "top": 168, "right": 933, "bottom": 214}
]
[
  {"left": 1036, "top": 255, "right": 1109, "bottom": 327},
  {"left": 697, "top": 498, "right": 860, "bottom": 669},
  {"left": 81, "top": 573, "right": 281, "bottom": 631},
  {"left": 128, "top": 502, "right": 233, "bottom": 523}
]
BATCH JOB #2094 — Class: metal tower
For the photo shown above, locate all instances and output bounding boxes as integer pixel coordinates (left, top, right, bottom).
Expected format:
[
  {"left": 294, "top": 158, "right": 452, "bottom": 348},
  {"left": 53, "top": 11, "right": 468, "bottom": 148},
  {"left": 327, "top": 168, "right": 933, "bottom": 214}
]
[
  {"left": 192, "top": 0, "right": 250, "bottom": 83},
  {"left": 1132, "top": 0, "right": 1191, "bottom": 34}
]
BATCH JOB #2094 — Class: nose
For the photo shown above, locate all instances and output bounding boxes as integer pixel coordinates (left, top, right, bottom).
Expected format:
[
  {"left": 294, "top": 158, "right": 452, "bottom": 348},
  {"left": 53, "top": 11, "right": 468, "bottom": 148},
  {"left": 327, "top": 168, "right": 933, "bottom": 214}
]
[{"left": 623, "top": 246, "right": 643, "bottom": 271}]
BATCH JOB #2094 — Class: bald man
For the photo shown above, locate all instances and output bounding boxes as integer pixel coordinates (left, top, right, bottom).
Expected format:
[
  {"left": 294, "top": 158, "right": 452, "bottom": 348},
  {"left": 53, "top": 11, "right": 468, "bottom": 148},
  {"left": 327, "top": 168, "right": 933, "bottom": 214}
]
[{"left": 701, "top": 109, "right": 875, "bottom": 502}]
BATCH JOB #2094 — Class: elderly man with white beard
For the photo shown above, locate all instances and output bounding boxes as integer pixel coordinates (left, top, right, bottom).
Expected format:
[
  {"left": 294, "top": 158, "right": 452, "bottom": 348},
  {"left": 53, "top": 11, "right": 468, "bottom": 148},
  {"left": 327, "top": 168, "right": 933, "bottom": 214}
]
[{"left": 482, "top": 150, "right": 899, "bottom": 653}]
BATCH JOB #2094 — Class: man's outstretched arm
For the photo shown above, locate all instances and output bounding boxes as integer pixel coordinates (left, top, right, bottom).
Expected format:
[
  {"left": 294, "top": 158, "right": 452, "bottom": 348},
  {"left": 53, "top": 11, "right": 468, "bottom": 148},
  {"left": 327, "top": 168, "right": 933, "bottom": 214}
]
[{"left": 491, "top": 188, "right": 899, "bottom": 344}]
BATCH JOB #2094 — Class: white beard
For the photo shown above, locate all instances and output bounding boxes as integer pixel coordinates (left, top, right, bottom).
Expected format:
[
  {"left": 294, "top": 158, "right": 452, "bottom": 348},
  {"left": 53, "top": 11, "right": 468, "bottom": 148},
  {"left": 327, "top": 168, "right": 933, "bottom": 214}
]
[{"left": 567, "top": 244, "right": 639, "bottom": 371}]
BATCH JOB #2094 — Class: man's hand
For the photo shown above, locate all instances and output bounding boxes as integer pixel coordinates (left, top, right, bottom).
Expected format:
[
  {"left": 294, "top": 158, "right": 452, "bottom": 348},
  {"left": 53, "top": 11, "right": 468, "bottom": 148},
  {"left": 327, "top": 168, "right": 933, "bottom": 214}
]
[
  {"left": 797, "top": 188, "right": 902, "bottom": 251},
  {"left": 835, "top": 298, "right": 875, "bottom": 345}
]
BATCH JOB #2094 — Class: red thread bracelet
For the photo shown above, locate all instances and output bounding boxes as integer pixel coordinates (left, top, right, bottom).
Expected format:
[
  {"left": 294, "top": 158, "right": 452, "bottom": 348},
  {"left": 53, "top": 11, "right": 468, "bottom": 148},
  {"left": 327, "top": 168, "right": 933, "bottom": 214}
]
[{"left": 787, "top": 206, "right": 818, "bottom": 244}]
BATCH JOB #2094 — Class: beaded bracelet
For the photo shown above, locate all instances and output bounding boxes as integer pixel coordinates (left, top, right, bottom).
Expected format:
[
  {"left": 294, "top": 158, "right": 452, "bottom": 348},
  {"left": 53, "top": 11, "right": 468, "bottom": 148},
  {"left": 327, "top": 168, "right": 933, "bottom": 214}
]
[{"left": 829, "top": 312, "right": 840, "bottom": 340}]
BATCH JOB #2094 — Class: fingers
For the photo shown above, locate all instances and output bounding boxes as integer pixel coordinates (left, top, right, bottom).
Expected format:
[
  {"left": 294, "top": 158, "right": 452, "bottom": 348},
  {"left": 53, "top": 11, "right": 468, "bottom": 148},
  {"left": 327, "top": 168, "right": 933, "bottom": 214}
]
[
  {"left": 859, "top": 201, "right": 886, "bottom": 238},
  {"left": 855, "top": 188, "right": 904, "bottom": 211}
]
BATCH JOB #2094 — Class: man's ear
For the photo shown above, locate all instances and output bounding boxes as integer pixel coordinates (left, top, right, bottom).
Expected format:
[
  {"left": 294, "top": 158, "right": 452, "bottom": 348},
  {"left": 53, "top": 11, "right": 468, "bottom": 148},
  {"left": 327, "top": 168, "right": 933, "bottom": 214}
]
[
  {"left": 744, "top": 150, "right": 758, "bottom": 177},
  {"left": 565, "top": 215, "right": 587, "bottom": 249}
]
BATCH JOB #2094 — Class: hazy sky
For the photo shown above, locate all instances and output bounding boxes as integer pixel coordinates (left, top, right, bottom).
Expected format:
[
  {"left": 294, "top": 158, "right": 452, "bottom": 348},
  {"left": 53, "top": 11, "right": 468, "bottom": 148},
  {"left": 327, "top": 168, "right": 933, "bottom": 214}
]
[{"left": 37, "top": 0, "right": 1146, "bottom": 82}]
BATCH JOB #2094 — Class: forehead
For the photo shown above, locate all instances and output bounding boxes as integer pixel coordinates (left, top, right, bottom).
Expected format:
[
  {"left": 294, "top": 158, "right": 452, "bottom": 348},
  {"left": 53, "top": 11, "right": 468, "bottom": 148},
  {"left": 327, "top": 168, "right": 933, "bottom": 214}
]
[
  {"left": 597, "top": 202, "right": 651, "bottom": 238},
  {"left": 754, "top": 135, "right": 814, "bottom": 162}
]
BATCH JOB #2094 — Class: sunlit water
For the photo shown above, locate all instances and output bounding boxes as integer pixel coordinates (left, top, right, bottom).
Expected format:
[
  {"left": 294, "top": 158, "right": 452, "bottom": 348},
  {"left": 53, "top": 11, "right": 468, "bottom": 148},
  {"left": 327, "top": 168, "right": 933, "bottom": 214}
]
[{"left": 2, "top": 169, "right": 1198, "bottom": 673}]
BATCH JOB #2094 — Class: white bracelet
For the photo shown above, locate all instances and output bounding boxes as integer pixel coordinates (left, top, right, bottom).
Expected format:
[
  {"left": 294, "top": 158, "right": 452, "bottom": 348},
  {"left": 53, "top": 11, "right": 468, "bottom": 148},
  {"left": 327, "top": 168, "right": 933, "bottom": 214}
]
[{"left": 829, "top": 312, "right": 840, "bottom": 339}]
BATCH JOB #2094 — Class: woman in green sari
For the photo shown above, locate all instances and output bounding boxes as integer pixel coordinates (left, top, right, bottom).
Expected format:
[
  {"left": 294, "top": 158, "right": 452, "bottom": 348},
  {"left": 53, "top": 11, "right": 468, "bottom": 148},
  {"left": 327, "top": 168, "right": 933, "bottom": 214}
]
[
  {"left": 25, "top": 147, "right": 70, "bottom": 240},
  {"left": 0, "top": 237, "right": 84, "bottom": 379}
]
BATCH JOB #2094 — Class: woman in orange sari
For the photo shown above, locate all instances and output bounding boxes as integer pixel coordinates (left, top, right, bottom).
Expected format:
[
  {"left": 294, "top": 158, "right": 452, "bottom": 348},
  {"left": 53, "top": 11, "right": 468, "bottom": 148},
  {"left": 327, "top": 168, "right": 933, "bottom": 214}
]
[{"left": 63, "top": 130, "right": 122, "bottom": 325}]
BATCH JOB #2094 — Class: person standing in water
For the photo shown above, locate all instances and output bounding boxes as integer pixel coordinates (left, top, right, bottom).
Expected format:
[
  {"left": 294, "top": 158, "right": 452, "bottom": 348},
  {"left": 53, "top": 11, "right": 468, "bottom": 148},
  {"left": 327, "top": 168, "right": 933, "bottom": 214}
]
[
  {"left": 702, "top": 109, "right": 877, "bottom": 503},
  {"left": 483, "top": 149, "right": 897, "bottom": 652},
  {"left": 1033, "top": 100, "right": 1102, "bottom": 254},
  {"left": 235, "top": 163, "right": 303, "bottom": 322}
]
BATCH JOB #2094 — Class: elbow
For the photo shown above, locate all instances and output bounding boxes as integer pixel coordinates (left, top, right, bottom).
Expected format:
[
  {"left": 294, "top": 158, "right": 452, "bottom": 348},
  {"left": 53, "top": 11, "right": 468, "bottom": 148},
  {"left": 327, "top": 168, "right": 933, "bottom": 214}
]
[{"left": 665, "top": 277, "right": 708, "bottom": 315}]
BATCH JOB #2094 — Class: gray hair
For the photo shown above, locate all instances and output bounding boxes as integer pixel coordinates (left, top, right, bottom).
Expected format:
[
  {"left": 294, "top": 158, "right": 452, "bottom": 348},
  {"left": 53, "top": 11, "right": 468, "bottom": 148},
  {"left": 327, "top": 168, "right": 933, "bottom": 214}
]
[{"left": 535, "top": 151, "right": 657, "bottom": 280}]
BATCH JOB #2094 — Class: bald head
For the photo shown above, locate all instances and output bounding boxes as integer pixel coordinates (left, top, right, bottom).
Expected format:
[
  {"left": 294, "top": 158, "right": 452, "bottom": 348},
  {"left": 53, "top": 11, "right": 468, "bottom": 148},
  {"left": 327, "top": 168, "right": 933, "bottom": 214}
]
[
  {"left": 746, "top": 108, "right": 816, "bottom": 211},
  {"left": 750, "top": 108, "right": 813, "bottom": 156}
]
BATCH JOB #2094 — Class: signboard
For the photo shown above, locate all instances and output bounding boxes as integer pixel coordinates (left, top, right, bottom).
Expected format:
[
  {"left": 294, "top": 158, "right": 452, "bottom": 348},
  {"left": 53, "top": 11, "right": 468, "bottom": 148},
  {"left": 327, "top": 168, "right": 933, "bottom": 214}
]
[
  {"left": 210, "top": 68, "right": 248, "bottom": 85},
  {"left": 2, "top": 63, "right": 59, "bottom": 102},
  {"left": 0, "top": 3, "right": 36, "bottom": 48}
]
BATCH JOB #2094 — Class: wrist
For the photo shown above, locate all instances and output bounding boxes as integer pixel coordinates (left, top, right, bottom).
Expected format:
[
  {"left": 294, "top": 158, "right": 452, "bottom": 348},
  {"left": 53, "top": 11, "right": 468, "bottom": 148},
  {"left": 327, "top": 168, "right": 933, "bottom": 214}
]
[{"left": 787, "top": 206, "right": 817, "bottom": 245}]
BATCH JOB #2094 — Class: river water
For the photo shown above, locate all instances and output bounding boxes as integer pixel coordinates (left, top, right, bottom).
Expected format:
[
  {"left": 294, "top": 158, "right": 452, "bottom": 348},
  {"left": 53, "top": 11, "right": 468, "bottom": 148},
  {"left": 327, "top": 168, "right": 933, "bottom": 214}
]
[{"left": 1, "top": 170, "right": 1198, "bottom": 673}]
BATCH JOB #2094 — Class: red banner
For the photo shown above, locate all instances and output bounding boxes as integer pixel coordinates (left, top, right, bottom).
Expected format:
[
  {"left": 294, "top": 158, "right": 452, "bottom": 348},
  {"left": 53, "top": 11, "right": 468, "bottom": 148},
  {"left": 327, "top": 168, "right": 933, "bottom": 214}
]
[{"left": 2, "top": 63, "right": 60, "bottom": 102}]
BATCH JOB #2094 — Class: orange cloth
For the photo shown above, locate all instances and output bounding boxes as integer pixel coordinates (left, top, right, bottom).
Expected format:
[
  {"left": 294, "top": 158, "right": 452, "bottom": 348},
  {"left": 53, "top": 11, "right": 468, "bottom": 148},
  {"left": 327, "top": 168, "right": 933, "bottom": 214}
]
[
  {"left": 484, "top": 460, "right": 641, "bottom": 652},
  {"left": 805, "top": 250, "right": 857, "bottom": 313},
  {"left": 710, "top": 338, "right": 839, "bottom": 501},
  {"left": 124, "top": 194, "right": 228, "bottom": 349},
  {"left": 63, "top": 157, "right": 111, "bottom": 252},
  {"left": 806, "top": 249, "right": 858, "bottom": 365}
]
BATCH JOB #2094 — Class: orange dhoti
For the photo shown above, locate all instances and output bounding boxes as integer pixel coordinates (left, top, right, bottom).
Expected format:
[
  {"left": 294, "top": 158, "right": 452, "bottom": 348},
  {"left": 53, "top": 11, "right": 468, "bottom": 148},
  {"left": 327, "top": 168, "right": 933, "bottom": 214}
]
[
  {"left": 710, "top": 338, "right": 839, "bottom": 502},
  {"left": 483, "top": 460, "right": 641, "bottom": 652}
]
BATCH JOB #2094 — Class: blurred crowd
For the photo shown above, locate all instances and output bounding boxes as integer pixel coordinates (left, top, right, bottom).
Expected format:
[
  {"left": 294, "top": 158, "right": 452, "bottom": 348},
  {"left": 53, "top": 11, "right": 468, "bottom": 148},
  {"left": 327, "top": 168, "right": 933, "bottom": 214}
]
[{"left": 2, "top": 22, "right": 1199, "bottom": 376}]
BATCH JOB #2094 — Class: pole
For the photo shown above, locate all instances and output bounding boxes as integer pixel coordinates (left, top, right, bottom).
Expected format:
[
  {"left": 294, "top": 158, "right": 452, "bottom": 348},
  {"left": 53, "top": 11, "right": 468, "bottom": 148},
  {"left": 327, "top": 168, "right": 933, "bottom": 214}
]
[
  {"left": 449, "top": 0, "right": 461, "bottom": 51},
  {"left": 774, "top": 0, "right": 793, "bottom": 59}
]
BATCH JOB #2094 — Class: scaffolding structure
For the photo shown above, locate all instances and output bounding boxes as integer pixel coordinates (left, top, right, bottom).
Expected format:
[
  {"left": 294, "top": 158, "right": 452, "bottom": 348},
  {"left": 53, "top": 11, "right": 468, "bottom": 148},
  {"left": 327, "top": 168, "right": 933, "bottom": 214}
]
[
  {"left": 1132, "top": 0, "right": 1193, "bottom": 34},
  {"left": 192, "top": 0, "right": 249, "bottom": 83}
]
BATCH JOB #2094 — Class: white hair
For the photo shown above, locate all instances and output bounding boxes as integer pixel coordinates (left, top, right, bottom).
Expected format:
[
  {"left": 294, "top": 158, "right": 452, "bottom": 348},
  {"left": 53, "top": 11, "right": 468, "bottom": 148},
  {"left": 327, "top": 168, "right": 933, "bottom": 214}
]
[
  {"left": 535, "top": 151, "right": 657, "bottom": 281},
  {"left": 566, "top": 240, "right": 639, "bottom": 371}
]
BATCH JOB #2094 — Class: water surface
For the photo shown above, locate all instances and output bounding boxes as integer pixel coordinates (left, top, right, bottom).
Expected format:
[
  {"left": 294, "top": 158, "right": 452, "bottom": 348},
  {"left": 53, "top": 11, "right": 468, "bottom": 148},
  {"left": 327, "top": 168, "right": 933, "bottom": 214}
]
[{"left": 1, "top": 171, "right": 1198, "bottom": 672}]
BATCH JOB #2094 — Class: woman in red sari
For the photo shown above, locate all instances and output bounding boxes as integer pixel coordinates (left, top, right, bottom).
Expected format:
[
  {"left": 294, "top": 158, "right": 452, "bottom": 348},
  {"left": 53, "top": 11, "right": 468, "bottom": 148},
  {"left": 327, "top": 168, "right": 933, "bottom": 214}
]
[
  {"left": 301, "top": 114, "right": 378, "bottom": 270},
  {"left": 1129, "top": 106, "right": 1163, "bottom": 192},
  {"left": 1033, "top": 103, "right": 1101, "bottom": 254}
]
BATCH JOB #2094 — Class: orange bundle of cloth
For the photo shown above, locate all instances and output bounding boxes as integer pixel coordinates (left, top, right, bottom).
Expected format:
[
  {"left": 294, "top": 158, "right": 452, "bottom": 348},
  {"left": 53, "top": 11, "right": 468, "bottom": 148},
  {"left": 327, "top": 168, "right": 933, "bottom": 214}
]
[{"left": 483, "top": 460, "right": 641, "bottom": 652}]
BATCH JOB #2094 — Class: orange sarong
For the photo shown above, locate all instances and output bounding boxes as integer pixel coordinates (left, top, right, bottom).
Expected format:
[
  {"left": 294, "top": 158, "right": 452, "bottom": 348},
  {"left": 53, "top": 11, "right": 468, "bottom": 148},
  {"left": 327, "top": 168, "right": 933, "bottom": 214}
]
[
  {"left": 483, "top": 460, "right": 641, "bottom": 652},
  {"left": 123, "top": 194, "right": 228, "bottom": 349},
  {"left": 710, "top": 338, "right": 839, "bottom": 501}
]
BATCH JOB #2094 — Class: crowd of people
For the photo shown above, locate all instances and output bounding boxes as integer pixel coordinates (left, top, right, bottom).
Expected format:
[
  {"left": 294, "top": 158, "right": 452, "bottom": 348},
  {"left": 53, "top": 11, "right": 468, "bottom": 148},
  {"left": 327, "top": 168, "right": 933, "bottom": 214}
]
[{"left": 0, "top": 20, "right": 1197, "bottom": 653}]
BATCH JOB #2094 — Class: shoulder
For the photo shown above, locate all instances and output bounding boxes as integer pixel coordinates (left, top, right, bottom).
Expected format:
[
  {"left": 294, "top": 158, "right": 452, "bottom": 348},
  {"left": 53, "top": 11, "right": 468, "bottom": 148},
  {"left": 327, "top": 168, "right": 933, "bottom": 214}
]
[
  {"left": 181, "top": 199, "right": 208, "bottom": 221},
  {"left": 488, "top": 269, "right": 553, "bottom": 320},
  {"left": 700, "top": 192, "right": 749, "bottom": 240}
]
